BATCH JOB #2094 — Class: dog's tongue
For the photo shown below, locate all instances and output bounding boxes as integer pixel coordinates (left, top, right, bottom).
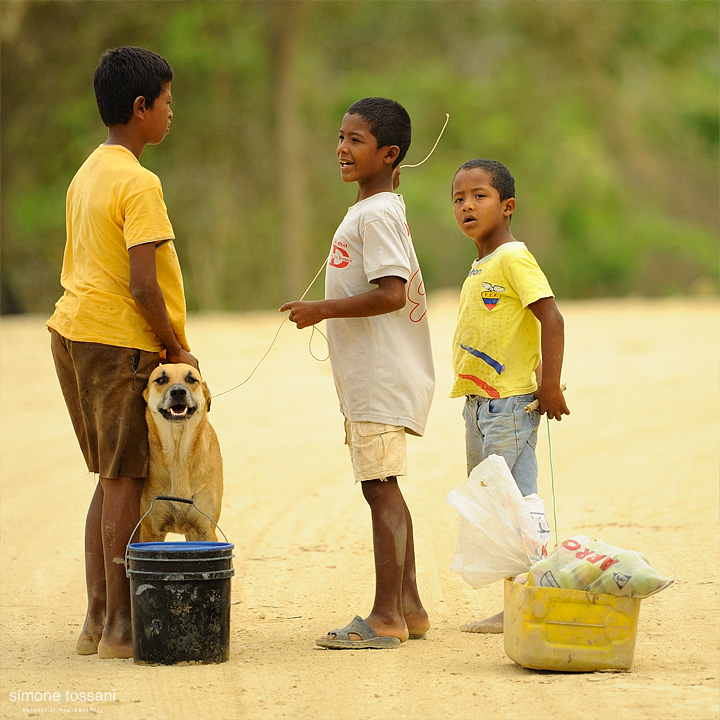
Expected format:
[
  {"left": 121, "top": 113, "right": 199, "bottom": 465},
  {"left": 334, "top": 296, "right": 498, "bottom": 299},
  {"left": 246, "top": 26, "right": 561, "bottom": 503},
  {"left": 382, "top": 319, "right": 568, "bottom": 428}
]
[{"left": 170, "top": 405, "right": 187, "bottom": 416}]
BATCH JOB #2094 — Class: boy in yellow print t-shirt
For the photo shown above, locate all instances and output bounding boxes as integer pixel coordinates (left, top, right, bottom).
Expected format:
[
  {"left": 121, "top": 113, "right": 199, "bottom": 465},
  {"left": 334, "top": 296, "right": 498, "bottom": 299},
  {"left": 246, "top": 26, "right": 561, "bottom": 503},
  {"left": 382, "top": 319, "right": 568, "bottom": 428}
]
[{"left": 450, "top": 158, "right": 569, "bottom": 634}]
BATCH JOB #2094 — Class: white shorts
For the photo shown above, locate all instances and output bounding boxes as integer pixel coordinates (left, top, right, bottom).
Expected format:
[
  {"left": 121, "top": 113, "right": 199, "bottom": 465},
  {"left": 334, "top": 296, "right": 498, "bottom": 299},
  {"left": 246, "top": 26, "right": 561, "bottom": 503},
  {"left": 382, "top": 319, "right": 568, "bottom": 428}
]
[{"left": 344, "top": 419, "right": 407, "bottom": 483}]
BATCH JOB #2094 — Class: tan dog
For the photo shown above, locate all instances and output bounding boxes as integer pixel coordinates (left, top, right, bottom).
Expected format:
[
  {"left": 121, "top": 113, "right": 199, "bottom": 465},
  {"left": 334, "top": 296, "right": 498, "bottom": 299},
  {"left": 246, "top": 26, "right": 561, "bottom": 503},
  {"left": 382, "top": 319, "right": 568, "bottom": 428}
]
[{"left": 141, "top": 363, "right": 223, "bottom": 542}]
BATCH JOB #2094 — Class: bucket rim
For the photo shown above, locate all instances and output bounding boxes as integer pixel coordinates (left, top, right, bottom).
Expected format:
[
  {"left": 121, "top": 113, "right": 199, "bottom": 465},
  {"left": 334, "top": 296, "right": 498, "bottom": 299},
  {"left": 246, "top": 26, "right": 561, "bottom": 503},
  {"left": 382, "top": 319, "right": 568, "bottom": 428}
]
[{"left": 129, "top": 541, "right": 234, "bottom": 552}]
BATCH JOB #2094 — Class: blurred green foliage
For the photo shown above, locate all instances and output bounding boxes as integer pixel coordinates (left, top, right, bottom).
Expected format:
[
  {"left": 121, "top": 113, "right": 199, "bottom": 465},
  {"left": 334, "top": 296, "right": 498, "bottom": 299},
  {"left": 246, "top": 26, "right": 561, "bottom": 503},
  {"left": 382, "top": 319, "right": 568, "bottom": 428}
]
[{"left": 1, "top": 0, "right": 718, "bottom": 314}]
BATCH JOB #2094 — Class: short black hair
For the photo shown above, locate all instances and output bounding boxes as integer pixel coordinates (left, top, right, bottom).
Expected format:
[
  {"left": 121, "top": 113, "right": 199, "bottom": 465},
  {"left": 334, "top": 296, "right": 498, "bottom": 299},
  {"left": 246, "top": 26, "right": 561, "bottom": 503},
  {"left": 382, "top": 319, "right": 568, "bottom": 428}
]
[
  {"left": 455, "top": 158, "right": 515, "bottom": 201},
  {"left": 93, "top": 46, "right": 173, "bottom": 127},
  {"left": 346, "top": 97, "right": 411, "bottom": 168}
]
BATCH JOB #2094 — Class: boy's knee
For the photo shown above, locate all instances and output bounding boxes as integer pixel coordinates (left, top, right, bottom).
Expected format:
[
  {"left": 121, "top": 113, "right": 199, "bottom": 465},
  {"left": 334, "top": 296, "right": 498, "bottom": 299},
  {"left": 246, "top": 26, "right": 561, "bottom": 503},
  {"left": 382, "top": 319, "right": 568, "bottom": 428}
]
[{"left": 361, "top": 476, "right": 398, "bottom": 499}]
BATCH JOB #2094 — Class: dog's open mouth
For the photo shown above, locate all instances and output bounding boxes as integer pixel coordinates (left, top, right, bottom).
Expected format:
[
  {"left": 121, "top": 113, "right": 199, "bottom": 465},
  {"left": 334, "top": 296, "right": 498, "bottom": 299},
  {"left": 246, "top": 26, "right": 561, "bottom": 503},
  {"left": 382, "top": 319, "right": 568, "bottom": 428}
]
[{"left": 159, "top": 404, "right": 197, "bottom": 421}]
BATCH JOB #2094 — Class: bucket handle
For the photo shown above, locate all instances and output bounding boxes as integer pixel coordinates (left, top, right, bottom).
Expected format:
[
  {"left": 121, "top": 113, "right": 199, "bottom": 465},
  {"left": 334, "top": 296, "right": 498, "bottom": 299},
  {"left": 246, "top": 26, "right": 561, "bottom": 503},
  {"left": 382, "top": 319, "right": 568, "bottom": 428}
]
[{"left": 125, "top": 495, "right": 230, "bottom": 577}]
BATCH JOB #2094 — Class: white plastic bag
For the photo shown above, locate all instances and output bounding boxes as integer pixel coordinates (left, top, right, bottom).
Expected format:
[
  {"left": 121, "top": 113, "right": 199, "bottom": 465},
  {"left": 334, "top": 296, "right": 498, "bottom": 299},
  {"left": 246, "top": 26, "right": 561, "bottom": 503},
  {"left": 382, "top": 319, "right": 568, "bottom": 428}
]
[
  {"left": 524, "top": 493, "right": 551, "bottom": 552},
  {"left": 446, "top": 454, "right": 549, "bottom": 588}
]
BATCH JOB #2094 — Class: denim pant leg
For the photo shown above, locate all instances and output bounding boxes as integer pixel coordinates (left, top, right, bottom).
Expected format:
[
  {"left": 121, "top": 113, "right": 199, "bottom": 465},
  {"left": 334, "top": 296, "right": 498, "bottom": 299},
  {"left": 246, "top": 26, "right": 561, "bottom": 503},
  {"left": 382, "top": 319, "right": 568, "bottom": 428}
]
[{"left": 463, "top": 394, "right": 540, "bottom": 496}]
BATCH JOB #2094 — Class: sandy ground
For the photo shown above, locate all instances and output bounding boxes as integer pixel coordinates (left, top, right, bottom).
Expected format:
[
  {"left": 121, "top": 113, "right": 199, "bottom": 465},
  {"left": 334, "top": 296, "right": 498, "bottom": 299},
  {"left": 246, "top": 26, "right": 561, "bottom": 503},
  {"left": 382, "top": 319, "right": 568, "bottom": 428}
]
[{"left": 1, "top": 294, "right": 718, "bottom": 720}]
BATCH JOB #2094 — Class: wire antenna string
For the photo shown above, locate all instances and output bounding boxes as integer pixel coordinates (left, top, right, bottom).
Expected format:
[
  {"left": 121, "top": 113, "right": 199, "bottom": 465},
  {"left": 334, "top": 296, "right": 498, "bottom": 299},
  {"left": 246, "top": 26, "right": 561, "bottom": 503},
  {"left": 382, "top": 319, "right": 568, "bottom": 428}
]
[
  {"left": 212, "top": 255, "right": 329, "bottom": 399},
  {"left": 399, "top": 113, "right": 450, "bottom": 169}
]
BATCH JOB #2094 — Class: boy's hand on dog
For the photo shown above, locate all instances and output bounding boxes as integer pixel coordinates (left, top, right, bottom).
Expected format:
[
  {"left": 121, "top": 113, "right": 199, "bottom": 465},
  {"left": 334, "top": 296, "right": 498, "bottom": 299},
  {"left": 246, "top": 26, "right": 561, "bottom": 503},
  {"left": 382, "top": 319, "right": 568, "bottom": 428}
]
[{"left": 165, "top": 347, "right": 200, "bottom": 371}]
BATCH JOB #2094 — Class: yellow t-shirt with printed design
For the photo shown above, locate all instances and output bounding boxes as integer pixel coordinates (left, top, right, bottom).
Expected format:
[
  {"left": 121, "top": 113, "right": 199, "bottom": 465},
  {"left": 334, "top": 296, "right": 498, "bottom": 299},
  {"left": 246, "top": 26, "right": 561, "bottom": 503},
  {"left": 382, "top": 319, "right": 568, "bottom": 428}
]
[
  {"left": 450, "top": 241, "right": 553, "bottom": 399},
  {"left": 47, "top": 144, "right": 189, "bottom": 352}
]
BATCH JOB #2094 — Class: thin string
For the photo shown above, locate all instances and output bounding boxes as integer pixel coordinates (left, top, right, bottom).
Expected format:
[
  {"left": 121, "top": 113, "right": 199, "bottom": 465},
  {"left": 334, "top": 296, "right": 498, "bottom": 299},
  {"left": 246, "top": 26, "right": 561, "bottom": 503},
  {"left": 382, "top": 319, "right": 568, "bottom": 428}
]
[
  {"left": 308, "top": 323, "right": 329, "bottom": 362},
  {"left": 399, "top": 113, "right": 450, "bottom": 169},
  {"left": 546, "top": 416, "right": 559, "bottom": 546},
  {"left": 212, "top": 255, "right": 329, "bottom": 399}
]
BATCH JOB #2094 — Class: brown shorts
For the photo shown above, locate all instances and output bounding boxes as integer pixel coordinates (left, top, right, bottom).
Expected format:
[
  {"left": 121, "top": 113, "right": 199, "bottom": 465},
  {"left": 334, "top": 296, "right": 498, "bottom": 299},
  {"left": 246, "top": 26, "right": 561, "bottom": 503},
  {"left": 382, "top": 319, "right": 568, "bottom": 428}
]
[{"left": 50, "top": 330, "right": 161, "bottom": 479}]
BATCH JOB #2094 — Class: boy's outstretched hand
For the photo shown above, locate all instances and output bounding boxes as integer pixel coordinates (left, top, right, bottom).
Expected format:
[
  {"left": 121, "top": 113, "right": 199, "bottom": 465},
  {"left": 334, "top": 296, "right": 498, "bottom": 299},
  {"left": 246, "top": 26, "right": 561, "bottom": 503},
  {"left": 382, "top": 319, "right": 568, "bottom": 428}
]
[
  {"left": 282, "top": 277, "right": 406, "bottom": 329},
  {"left": 280, "top": 300, "right": 324, "bottom": 330}
]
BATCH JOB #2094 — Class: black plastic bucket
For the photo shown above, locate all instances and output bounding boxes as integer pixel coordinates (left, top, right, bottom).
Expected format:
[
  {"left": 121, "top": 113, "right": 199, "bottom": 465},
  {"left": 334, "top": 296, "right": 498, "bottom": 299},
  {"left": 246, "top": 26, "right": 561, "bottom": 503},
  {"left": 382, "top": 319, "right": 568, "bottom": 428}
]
[
  {"left": 125, "top": 495, "right": 234, "bottom": 665},
  {"left": 127, "top": 541, "right": 234, "bottom": 665}
]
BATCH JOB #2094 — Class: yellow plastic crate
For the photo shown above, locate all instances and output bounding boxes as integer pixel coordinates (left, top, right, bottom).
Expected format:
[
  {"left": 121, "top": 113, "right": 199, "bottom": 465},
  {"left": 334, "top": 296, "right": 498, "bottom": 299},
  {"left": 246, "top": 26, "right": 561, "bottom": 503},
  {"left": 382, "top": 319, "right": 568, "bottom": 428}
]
[{"left": 504, "top": 579, "right": 641, "bottom": 672}]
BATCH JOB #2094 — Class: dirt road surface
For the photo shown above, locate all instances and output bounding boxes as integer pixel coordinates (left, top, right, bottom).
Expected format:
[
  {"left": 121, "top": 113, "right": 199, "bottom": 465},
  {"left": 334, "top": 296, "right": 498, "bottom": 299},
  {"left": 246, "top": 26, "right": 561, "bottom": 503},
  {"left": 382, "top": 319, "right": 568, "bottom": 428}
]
[{"left": 1, "top": 295, "right": 718, "bottom": 720}]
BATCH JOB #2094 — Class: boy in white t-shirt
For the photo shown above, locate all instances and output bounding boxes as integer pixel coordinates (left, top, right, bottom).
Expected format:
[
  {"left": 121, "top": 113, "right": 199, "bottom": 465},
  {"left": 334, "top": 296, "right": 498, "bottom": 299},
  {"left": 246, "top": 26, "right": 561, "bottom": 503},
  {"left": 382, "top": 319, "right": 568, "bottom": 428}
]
[{"left": 281, "top": 97, "right": 435, "bottom": 648}]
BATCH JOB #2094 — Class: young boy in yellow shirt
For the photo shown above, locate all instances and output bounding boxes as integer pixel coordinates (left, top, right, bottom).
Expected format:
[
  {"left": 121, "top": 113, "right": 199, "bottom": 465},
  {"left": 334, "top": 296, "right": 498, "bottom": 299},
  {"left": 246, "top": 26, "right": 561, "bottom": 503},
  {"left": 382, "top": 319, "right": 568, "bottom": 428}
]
[
  {"left": 47, "top": 47, "right": 197, "bottom": 658},
  {"left": 450, "top": 158, "right": 569, "bottom": 633}
]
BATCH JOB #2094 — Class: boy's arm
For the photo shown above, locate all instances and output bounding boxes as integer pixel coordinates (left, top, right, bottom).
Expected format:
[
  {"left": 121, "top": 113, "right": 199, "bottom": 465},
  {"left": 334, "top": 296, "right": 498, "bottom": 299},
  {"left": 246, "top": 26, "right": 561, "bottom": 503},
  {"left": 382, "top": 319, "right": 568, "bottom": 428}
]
[
  {"left": 128, "top": 242, "right": 199, "bottom": 369},
  {"left": 528, "top": 296, "right": 569, "bottom": 421},
  {"left": 280, "top": 276, "right": 406, "bottom": 329}
]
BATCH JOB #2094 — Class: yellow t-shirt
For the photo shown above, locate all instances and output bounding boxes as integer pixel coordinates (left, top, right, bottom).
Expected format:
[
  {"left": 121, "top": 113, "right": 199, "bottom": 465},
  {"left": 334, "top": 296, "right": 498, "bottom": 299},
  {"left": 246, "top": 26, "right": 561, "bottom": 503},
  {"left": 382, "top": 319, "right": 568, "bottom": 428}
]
[
  {"left": 450, "top": 241, "right": 552, "bottom": 399},
  {"left": 47, "top": 144, "right": 189, "bottom": 352}
]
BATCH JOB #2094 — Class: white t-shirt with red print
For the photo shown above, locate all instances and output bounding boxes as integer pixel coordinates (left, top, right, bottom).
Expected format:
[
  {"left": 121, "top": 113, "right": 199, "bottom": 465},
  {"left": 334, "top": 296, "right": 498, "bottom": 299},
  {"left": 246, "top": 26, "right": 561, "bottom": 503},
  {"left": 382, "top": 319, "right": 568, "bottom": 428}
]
[{"left": 324, "top": 192, "right": 435, "bottom": 437}]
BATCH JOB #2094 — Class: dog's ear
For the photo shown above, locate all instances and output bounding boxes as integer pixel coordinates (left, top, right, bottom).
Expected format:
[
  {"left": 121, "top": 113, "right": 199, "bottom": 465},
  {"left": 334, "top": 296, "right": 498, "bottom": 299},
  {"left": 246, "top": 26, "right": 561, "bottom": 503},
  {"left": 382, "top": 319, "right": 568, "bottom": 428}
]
[
  {"left": 144, "top": 365, "right": 163, "bottom": 403},
  {"left": 203, "top": 381, "right": 212, "bottom": 413}
]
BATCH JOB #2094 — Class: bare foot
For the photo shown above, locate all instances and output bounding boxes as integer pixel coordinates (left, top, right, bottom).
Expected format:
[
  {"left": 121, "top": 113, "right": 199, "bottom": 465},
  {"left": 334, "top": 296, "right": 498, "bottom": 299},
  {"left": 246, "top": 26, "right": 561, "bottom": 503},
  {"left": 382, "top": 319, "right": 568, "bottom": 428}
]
[
  {"left": 405, "top": 609, "right": 431, "bottom": 639},
  {"left": 97, "top": 636, "right": 133, "bottom": 659},
  {"left": 96, "top": 621, "right": 133, "bottom": 659},
  {"left": 75, "top": 616, "right": 104, "bottom": 655},
  {"left": 76, "top": 628, "right": 102, "bottom": 655},
  {"left": 461, "top": 610, "right": 503, "bottom": 634}
]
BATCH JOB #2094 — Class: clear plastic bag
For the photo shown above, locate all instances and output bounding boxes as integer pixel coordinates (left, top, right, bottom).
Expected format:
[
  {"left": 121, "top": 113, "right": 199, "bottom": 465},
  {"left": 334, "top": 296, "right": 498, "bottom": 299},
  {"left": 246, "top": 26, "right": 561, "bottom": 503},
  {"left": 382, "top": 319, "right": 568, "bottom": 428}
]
[{"left": 446, "top": 454, "right": 549, "bottom": 588}]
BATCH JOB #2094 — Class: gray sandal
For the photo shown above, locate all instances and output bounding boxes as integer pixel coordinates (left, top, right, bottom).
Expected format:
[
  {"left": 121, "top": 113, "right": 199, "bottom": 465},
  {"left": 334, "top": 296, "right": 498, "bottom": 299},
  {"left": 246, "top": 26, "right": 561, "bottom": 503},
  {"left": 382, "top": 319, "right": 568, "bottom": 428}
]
[{"left": 315, "top": 615, "right": 402, "bottom": 649}]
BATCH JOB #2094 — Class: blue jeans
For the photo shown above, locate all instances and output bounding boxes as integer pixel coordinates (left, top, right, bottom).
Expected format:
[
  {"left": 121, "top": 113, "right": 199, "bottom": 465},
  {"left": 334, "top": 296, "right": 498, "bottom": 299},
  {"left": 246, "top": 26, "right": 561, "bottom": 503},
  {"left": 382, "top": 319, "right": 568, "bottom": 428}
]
[{"left": 463, "top": 394, "right": 540, "bottom": 497}]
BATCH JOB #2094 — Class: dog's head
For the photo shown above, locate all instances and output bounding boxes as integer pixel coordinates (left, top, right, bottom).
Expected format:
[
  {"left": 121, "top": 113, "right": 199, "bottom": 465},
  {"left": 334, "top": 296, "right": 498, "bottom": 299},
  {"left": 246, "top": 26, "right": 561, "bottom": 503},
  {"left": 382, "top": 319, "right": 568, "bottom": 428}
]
[{"left": 144, "top": 363, "right": 211, "bottom": 423}]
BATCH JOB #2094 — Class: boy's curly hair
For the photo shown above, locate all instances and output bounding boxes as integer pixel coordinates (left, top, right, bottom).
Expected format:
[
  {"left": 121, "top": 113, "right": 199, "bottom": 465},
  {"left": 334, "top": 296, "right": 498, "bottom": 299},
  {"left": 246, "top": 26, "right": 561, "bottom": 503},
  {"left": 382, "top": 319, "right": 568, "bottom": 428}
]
[
  {"left": 94, "top": 46, "right": 173, "bottom": 127},
  {"left": 347, "top": 97, "right": 411, "bottom": 168},
  {"left": 455, "top": 159, "right": 515, "bottom": 201}
]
